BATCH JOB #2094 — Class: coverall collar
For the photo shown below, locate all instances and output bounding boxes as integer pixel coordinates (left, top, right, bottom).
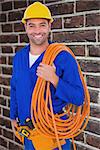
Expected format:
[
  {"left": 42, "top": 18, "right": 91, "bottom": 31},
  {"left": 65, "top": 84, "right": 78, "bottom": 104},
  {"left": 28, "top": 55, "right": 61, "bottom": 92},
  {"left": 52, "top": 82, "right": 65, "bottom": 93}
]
[{"left": 25, "top": 40, "right": 52, "bottom": 69}]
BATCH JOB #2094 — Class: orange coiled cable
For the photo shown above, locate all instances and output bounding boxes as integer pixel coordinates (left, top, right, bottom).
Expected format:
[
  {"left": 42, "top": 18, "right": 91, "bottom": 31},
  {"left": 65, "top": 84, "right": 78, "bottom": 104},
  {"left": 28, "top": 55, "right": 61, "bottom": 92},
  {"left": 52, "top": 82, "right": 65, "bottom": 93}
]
[{"left": 31, "top": 43, "right": 90, "bottom": 150}]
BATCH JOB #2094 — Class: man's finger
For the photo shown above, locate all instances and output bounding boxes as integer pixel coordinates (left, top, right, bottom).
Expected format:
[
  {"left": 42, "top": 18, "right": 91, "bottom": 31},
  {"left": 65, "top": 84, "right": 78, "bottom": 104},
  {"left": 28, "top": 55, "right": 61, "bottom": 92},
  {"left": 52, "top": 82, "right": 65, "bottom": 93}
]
[{"left": 39, "top": 63, "right": 49, "bottom": 67}]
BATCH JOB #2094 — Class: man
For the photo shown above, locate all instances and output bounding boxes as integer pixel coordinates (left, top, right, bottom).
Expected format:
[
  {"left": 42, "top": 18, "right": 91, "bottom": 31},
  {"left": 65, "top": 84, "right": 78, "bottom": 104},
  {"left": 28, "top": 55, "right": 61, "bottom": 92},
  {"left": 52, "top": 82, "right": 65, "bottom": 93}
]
[{"left": 10, "top": 2, "right": 84, "bottom": 150}]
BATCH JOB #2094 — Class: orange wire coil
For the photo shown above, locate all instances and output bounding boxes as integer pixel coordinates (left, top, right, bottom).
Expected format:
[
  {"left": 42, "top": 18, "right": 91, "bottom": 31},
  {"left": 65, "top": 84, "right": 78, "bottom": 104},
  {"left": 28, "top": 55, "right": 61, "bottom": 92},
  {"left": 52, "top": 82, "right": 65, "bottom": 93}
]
[{"left": 31, "top": 43, "right": 90, "bottom": 150}]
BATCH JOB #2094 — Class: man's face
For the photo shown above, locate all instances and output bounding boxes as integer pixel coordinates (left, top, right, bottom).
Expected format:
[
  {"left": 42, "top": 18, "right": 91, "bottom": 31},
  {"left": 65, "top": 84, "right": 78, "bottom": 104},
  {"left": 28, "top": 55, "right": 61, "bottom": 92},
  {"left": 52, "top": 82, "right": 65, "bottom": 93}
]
[{"left": 25, "top": 18, "right": 51, "bottom": 45}]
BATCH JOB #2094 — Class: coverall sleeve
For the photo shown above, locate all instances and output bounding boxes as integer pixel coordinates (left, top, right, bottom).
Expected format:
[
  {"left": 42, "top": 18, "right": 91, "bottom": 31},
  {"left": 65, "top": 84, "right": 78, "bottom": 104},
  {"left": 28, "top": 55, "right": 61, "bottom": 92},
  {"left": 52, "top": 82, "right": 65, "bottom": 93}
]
[
  {"left": 10, "top": 56, "right": 18, "bottom": 120},
  {"left": 54, "top": 51, "right": 84, "bottom": 106}
]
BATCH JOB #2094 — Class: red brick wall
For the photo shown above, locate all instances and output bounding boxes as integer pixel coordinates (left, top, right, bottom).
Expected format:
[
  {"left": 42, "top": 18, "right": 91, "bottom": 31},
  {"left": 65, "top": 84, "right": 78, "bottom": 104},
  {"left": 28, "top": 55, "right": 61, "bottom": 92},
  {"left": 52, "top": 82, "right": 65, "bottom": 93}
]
[{"left": 0, "top": 0, "right": 100, "bottom": 150}]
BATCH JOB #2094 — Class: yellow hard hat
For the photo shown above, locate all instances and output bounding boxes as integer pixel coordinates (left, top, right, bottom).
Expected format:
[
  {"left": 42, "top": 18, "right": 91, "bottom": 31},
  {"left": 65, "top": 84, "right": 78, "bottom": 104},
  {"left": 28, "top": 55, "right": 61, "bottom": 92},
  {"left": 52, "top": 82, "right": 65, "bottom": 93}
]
[{"left": 22, "top": 2, "right": 53, "bottom": 24}]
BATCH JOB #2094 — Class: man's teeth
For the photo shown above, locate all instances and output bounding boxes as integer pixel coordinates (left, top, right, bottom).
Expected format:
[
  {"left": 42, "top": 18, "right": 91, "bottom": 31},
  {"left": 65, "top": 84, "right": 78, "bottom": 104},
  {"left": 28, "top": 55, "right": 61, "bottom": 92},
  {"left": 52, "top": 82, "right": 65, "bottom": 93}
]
[{"left": 34, "top": 35, "right": 42, "bottom": 38}]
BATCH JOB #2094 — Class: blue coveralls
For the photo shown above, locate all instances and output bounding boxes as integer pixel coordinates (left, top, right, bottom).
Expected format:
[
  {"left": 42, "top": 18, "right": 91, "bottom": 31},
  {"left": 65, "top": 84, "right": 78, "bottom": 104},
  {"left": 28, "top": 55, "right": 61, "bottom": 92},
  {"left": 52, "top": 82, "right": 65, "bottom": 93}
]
[{"left": 10, "top": 42, "right": 84, "bottom": 150}]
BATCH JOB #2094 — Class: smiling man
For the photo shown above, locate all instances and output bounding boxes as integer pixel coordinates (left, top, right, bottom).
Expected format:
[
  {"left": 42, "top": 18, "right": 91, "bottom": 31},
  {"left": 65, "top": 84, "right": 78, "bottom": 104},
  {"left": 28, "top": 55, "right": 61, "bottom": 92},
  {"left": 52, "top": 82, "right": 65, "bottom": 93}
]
[
  {"left": 10, "top": 2, "right": 84, "bottom": 150},
  {"left": 26, "top": 19, "right": 51, "bottom": 46}
]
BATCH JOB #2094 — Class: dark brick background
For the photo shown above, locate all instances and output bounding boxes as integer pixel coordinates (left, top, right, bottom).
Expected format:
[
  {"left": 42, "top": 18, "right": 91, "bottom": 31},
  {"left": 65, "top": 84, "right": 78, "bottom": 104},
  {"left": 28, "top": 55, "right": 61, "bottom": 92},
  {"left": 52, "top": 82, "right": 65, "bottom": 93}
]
[{"left": 0, "top": 0, "right": 100, "bottom": 150}]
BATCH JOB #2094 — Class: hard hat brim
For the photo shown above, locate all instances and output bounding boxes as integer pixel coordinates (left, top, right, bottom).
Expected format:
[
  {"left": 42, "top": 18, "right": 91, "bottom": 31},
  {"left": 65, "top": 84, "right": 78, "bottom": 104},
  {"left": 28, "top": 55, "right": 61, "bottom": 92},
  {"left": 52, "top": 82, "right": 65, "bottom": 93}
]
[{"left": 22, "top": 17, "right": 53, "bottom": 24}]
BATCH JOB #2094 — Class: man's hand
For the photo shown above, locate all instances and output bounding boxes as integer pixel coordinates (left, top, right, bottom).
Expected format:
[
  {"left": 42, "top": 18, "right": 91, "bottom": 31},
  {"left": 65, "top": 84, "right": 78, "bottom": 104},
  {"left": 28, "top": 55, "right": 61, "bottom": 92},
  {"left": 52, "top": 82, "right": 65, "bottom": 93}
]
[
  {"left": 11, "top": 120, "right": 24, "bottom": 143},
  {"left": 11, "top": 120, "right": 17, "bottom": 135},
  {"left": 36, "top": 63, "right": 59, "bottom": 88}
]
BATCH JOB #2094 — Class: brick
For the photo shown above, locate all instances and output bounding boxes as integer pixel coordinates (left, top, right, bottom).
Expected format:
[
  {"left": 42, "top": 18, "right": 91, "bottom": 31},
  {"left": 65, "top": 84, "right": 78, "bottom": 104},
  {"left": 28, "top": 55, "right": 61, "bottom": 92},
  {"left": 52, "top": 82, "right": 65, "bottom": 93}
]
[
  {"left": 74, "top": 132, "right": 84, "bottom": 142},
  {"left": 0, "top": 77, "right": 10, "bottom": 86},
  {"left": 3, "top": 108, "right": 10, "bottom": 118},
  {"left": 5, "top": 119, "right": 12, "bottom": 129},
  {"left": 76, "top": 144, "right": 93, "bottom": 150},
  {"left": 78, "top": 60, "right": 100, "bottom": 73},
  {"left": 0, "top": 127, "right": 3, "bottom": 135},
  {"left": 14, "top": 22, "right": 24, "bottom": 32},
  {"left": 9, "top": 142, "right": 23, "bottom": 150},
  {"left": 69, "top": 45, "right": 85, "bottom": 56},
  {"left": 86, "top": 133, "right": 100, "bottom": 149},
  {"left": 0, "top": 58, "right": 2, "bottom": 69},
  {"left": 0, "top": 117, "right": 12, "bottom": 129},
  {"left": 8, "top": 99, "right": 10, "bottom": 108},
  {"left": 64, "top": 15, "right": 84, "bottom": 28},
  {"left": 0, "top": 107, "right": 1, "bottom": 115},
  {"left": 49, "top": 2, "right": 74, "bottom": 16},
  {"left": 88, "top": 45, "right": 100, "bottom": 57},
  {"left": 76, "top": 1, "right": 100, "bottom": 12},
  {"left": 86, "top": 13, "right": 100, "bottom": 27},
  {"left": 53, "top": 30, "right": 96, "bottom": 42},
  {"left": 98, "top": 30, "right": 100, "bottom": 42},
  {"left": 8, "top": 10, "right": 24, "bottom": 21},
  {"left": 0, "top": 13, "right": 6, "bottom": 22},
  {"left": 89, "top": 89, "right": 99, "bottom": 103},
  {"left": 0, "top": 116, "right": 4, "bottom": 126},
  {"left": 52, "top": 18, "right": 62, "bottom": 29},
  {"left": 86, "top": 120, "right": 100, "bottom": 135},
  {"left": 90, "top": 106, "right": 100, "bottom": 118},
  {"left": 0, "top": 145, "right": 8, "bottom": 150},
  {"left": 0, "top": 56, "right": 6, "bottom": 64},
  {"left": 45, "top": 0, "right": 60, "bottom": 3},
  {"left": 86, "top": 75, "right": 100, "bottom": 88},
  {"left": 2, "top": 1, "right": 12, "bottom": 11},
  {"left": 3, "top": 87, "right": 10, "bottom": 97},
  {"left": 2, "top": 24, "right": 13, "bottom": 32},
  {"left": 15, "top": 46, "right": 24, "bottom": 52},
  {"left": 2, "top": 67, "right": 12, "bottom": 75},
  {"left": 0, "top": 137, "right": 7, "bottom": 148},
  {"left": 0, "top": 97, "right": 6, "bottom": 106},
  {"left": 0, "top": 87, "right": 1, "bottom": 95},
  {"left": 29, "top": 0, "right": 43, "bottom": 5},
  {"left": 1, "top": 46, "right": 13, "bottom": 53},
  {"left": 8, "top": 56, "right": 13, "bottom": 65},
  {"left": 3, "top": 129, "right": 13, "bottom": 140},
  {"left": 14, "top": 1, "right": 27, "bottom": 9},
  {"left": 0, "top": 57, "right": 1, "bottom": 64},
  {"left": 0, "top": 35, "right": 18, "bottom": 43},
  {"left": 71, "top": 143, "right": 80, "bottom": 150},
  {"left": 20, "top": 34, "right": 29, "bottom": 43}
]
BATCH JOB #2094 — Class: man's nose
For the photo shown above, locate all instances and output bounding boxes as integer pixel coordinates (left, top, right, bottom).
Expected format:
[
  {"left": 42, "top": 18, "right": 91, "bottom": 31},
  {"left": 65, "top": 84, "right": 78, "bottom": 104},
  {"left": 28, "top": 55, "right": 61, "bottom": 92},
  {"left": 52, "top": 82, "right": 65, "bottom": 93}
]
[{"left": 34, "top": 26, "right": 41, "bottom": 34}]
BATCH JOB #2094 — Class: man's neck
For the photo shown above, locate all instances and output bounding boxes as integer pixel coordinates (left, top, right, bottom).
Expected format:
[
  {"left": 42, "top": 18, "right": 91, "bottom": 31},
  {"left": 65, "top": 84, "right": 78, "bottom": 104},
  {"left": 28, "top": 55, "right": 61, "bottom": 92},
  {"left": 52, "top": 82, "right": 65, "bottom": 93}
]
[{"left": 30, "top": 41, "right": 49, "bottom": 55}]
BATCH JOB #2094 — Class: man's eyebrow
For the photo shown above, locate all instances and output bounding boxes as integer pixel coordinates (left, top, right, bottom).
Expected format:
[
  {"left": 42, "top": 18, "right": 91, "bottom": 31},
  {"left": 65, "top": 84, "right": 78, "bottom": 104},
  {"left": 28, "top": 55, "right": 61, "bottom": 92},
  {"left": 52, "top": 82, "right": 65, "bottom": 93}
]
[
  {"left": 28, "top": 23, "right": 34, "bottom": 25},
  {"left": 40, "top": 22, "right": 47, "bottom": 24},
  {"left": 28, "top": 22, "right": 47, "bottom": 25}
]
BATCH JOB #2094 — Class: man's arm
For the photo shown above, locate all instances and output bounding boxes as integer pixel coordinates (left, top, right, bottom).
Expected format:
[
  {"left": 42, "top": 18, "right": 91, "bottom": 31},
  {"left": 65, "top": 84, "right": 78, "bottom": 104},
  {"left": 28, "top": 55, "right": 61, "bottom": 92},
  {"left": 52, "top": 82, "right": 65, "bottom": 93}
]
[
  {"left": 54, "top": 51, "right": 84, "bottom": 106},
  {"left": 10, "top": 56, "right": 18, "bottom": 130},
  {"left": 36, "top": 51, "right": 84, "bottom": 106}
]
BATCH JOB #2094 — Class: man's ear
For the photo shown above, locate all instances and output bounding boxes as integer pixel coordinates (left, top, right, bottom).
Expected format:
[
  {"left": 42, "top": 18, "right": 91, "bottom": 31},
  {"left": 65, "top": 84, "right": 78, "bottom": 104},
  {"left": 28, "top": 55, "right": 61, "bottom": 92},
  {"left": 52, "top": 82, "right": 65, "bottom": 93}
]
[
  {"left": 48, "top": 22, "right": 51, "bottom": 31},
  {"left": 24, "top": 23, "right": 27, "bottom": 30}
]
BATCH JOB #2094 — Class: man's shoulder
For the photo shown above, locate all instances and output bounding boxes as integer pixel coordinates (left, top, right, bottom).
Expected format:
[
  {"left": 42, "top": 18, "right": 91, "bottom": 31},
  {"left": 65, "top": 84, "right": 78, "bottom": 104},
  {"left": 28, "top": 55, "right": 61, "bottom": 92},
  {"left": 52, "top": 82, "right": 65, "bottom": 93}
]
[
  {"left": 53, "top": 44, "right": 77, "bottom": 70},
  {"left": 50, "top": 43, "right": 75, "bottom": 62},
  {"left": 54, "top": 49, "right": 75, "bottom": 63}
]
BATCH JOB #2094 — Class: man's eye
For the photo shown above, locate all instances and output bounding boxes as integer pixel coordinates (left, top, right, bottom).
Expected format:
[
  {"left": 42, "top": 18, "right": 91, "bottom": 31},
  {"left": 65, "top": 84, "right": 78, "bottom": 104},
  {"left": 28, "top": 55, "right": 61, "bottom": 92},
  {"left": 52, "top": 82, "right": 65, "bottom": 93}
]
[
  {"left": 29, "top": 25, "right": 34, "bottom": 27},
  {"left": 41, "top": 24, "right": 46, "bottom": 27}
]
